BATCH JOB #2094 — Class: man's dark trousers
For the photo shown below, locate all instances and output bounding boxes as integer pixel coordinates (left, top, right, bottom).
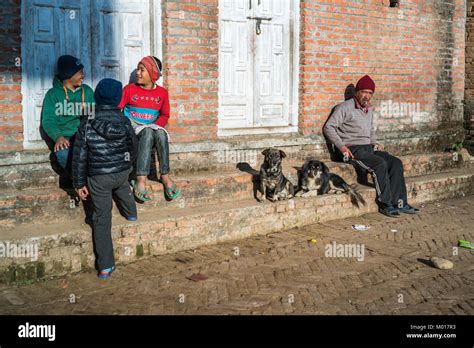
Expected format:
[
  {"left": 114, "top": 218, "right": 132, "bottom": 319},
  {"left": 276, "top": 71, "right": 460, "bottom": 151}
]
[
  {"left": 87, "top": 168, "right": 137, "bottom": 270},
  {"left": 348, "top": 144, "right": 407, "bottom": 208}
]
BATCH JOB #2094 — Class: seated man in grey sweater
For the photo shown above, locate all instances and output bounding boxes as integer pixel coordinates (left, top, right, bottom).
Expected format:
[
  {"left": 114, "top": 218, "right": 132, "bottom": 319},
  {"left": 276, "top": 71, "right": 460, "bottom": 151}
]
[{"left": 323, "top": 75, "right": 419, "bottom": 217}]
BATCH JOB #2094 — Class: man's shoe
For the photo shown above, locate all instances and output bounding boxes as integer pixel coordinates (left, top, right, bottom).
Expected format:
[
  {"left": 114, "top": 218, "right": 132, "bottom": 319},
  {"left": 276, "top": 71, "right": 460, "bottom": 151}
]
[
  {"left": 398, "top": 203, "right": 419, "bottom": 214},
  {"left": 379, "top": 205, "right": 400, "bottom": 218}
]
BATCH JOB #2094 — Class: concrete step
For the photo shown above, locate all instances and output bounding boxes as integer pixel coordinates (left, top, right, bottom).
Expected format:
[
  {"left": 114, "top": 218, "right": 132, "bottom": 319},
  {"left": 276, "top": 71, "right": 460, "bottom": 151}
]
[
  {"left": 1, "top": 166, "right": 473, "bottom": 284},
  {"left": 0, "top": 129, "right": 464, "bottom": 191},
  {"left": 0, "top": 151, "right": 472, "bottom": 226},
  {"left": 0, "top": 136, "right": 321, "bottom": 191},
  {"left": 0, "top": 170, "right": 256, "bottom": 226}
]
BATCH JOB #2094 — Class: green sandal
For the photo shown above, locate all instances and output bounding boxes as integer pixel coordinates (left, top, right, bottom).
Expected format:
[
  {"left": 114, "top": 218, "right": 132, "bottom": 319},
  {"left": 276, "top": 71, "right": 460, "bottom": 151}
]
[
  {"left": 164, "top": 183, "right": 181, "bottom": 200},
  {"left": 130, "top": 179, "right": 152, "bottom": 202},
  {"left": 458, "top": 240, "right": 474, "bottom": 249}
]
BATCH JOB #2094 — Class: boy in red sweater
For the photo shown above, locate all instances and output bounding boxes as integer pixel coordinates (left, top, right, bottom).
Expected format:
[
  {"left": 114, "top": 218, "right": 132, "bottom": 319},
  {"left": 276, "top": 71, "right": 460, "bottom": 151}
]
[{"left": 118, "top": 56, "right": 181, "bottom": 201}]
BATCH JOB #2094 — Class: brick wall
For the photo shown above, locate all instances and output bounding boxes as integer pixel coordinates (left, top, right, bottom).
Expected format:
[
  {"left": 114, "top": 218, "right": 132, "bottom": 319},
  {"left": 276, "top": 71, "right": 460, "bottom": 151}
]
[
  {"left": 465, "top": 0, "right": 474, "bottom": 152},
  {"left": 0, "top": 0, "right": 468, "bottom": 152},
  {"left": 300, "top": 0, "right": 466, "bottom": 144},
  {"left": 162, "top": 0, "right": 219, "bottom": 143},
  {"left": 0, "top": 0, "right": 23, "bottom": 152}
]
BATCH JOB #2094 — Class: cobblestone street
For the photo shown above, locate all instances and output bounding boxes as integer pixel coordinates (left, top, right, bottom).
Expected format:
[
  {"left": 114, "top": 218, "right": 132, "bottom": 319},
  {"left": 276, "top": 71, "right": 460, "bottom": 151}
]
[{"left": 1, "top": 195, "right": 473, "bottom": 315}]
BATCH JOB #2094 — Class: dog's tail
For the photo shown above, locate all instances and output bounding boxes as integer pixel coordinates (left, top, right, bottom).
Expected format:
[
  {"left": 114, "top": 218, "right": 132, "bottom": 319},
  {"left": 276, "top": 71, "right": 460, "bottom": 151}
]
[
  {"left": 344, "top": 184, "right": 366, "bottom": 208},
  {"left": 330, "top": 174, "right": 366, "bottom": 208}
]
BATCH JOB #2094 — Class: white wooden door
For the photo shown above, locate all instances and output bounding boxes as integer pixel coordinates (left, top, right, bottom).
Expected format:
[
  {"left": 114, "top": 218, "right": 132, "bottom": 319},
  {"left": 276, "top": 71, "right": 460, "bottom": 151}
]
[
  {"left": 218, "top": 0, "right": 295, "bottom": 134},
  {"left": 254, "top": 0, "right": 290, "bottom": 127},
  {"left": 22, "top": 0, "right": 92, "bottom": 145},
  {"left": 22, "top": 0, "right": 155, "bottom": 148},
  {"left": 91, "top": 0, "right": 151, "bottom": 86},
  {"left": 218, "top": 0, "right": 253, "bottom": 129}
]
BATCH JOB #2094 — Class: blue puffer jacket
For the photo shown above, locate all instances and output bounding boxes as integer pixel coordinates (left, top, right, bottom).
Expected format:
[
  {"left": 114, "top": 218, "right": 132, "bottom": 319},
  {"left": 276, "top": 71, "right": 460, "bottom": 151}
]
[{"left": 72, "top": 105, "right": 138, "bottom": 188}]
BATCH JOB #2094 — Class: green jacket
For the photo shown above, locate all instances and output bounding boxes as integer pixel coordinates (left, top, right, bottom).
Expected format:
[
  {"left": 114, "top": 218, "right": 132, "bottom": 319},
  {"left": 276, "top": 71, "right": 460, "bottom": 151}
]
[{"left": 42, "top": 76, "right": 94, "bottom": 142}]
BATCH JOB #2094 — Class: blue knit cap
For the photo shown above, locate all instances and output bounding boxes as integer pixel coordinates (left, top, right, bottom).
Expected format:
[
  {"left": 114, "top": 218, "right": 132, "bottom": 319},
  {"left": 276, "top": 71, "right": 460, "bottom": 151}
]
[{"left": 94, "top": 78, "right": 123, "bottom": 106}]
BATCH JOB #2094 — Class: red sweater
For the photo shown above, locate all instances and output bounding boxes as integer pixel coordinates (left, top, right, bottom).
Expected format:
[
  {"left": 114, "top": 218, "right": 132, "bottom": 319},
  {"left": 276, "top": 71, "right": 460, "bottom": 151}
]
[{"left": 118, "top": 83, "right": 170, "bottom": 127}]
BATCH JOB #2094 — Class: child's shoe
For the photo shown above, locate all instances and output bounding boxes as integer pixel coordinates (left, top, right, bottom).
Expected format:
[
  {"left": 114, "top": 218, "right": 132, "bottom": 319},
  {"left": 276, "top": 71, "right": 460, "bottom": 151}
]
[{"left": 98, "top": 266, "right": 115, "bottom": 279}]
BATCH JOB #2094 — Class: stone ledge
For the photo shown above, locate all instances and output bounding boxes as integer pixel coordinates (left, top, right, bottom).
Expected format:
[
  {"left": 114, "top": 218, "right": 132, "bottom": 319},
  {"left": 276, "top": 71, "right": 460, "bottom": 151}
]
[
  {"left": 1, "top": 167, "right": 473, "bottom": 284},
  {"left": 0, "top": 151, "right": 472, "bottom": 225},
  {"left": 0, "top": 127, "right": 465, "bottom": 166}
]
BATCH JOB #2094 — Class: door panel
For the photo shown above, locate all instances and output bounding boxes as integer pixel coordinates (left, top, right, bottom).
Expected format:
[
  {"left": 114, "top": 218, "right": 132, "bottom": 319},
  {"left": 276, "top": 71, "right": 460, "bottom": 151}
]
[
  {"left": 23, "top": 0, "right": 91, "bottom": 143},
  {"left": 218, "top": 0, "right": 253, "bottom": 129},
  {"left": 91, "top": 0, "right": 150, "bottom": 87},
  {"left": 218, "top": 0, "right": 293, "bottom": 132},
  {"left": 254, "top": 0, "right": 290, "bottom": 127}
]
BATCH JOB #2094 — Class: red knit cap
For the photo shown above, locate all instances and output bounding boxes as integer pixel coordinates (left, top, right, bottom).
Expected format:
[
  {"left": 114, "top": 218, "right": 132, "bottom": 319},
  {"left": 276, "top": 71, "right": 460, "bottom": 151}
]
[
  {"left": 139, "top": 56, "right": 161, "bottom": 84},
  {"left": 355, "top": 75, "right": 375, "bottom": 92}
]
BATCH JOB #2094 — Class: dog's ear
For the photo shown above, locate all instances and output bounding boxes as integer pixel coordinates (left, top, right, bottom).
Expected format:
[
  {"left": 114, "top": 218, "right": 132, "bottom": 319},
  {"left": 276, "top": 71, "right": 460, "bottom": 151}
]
[
  {"left": 321, "top": 162, "right": 330, "bottom": 174},
  {"left": 279, "top": 150, "right": 287, "bottom": 158},
  {"left": 262, "top": 148, "right": 270, "bottom": 157},
  {"left": 301, "top": 160, "right": 310, "bottom": 173}
]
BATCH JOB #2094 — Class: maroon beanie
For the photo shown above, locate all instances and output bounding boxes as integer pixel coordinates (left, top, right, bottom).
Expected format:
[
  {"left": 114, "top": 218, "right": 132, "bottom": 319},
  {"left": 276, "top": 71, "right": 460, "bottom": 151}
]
[{"left": 355, "top": 75, "right": 375, "bottom": 92}]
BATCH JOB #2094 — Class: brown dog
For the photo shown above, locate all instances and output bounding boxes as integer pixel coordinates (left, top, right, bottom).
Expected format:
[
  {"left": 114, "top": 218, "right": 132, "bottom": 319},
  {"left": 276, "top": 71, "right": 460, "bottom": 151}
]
[{"left": 257, "top": 148, "right": 295, "bottom": 202}]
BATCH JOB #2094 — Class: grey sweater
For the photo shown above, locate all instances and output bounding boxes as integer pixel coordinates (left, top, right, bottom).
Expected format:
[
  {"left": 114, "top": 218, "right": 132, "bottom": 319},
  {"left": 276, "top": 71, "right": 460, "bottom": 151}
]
[{"left": 323, "top": 98, "right": 376, "bottom": 150}]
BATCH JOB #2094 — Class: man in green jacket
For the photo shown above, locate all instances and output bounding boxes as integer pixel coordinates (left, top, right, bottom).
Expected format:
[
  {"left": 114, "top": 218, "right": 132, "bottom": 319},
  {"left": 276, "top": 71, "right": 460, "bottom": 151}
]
[{"left": 42, "top": 55, "right": 94, "bottom": 171}]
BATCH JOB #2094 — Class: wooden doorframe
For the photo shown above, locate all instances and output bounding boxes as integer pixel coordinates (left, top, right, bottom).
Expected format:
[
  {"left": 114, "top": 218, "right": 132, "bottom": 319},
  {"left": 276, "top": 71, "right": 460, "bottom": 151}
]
[
  {"left": 151, "top": 0, "right": 163, "bottom": 63},
  {"left": 21, "top": 0, "right": 38, "bottom": 149},
  {"left": 150, "top": 0, "right": 164, "bottom": 87},
  {"left": 217, "top": 0, "right": 300, "bottom": 137}
]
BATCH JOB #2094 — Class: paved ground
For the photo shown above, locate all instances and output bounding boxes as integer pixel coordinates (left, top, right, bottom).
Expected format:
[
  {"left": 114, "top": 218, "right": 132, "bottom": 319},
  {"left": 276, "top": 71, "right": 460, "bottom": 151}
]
[{"left": 0, "top": 195, "right": 473, "bottom": 315}]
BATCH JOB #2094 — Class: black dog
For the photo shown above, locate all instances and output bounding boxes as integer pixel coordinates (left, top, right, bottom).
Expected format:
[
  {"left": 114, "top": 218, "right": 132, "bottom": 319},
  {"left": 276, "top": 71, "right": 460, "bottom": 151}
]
[
  {"left": 257, "top": 148, "right": 295, "bottom": 202},
  {"left": 296, "top": 160, "right": 366, "bottom": 208}
]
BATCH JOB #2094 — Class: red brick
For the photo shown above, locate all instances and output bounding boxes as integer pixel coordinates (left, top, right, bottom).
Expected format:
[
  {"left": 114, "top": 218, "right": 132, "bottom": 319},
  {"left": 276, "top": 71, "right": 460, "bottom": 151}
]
[{"left": 0, "top": 0, "right": 469, "bottom": 151}]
